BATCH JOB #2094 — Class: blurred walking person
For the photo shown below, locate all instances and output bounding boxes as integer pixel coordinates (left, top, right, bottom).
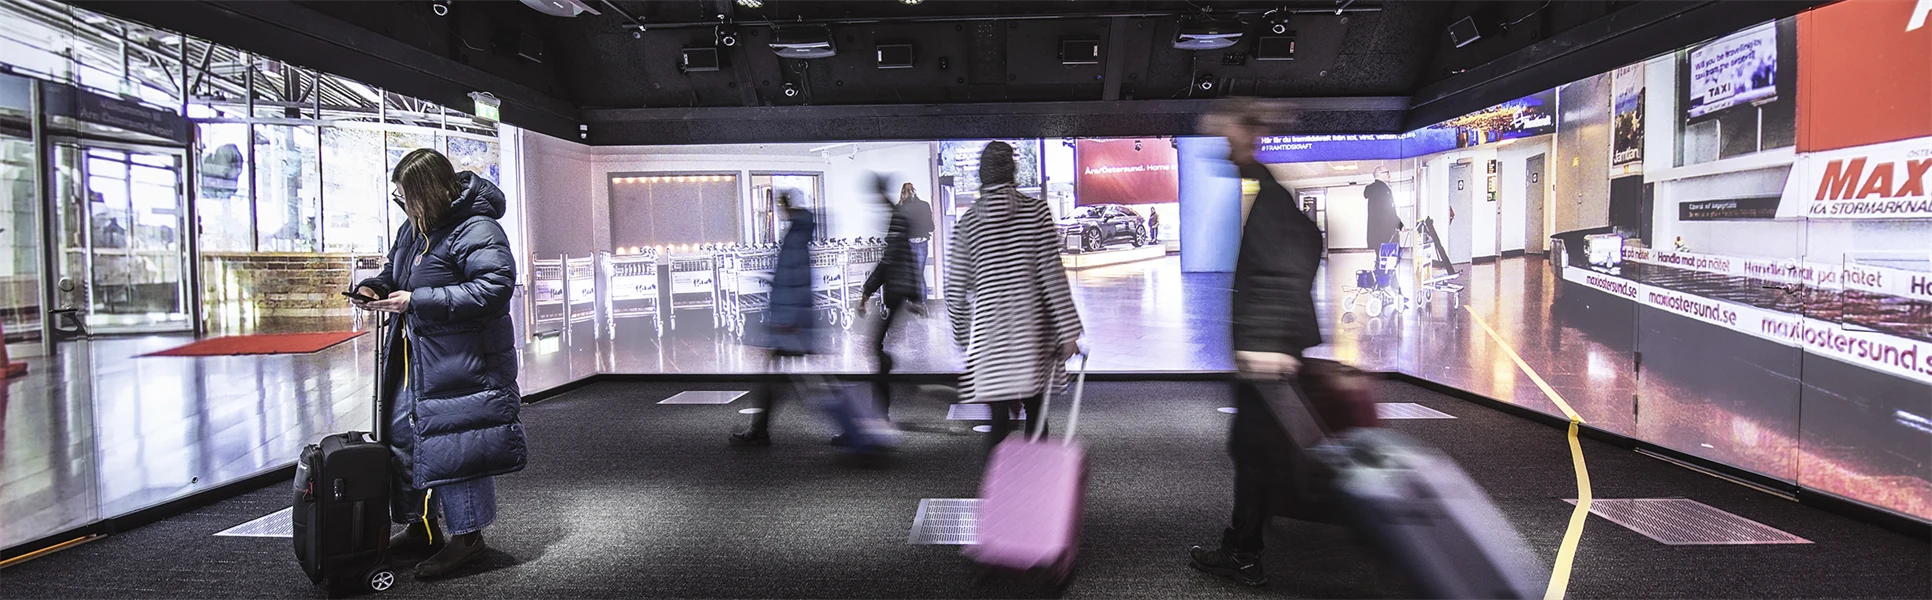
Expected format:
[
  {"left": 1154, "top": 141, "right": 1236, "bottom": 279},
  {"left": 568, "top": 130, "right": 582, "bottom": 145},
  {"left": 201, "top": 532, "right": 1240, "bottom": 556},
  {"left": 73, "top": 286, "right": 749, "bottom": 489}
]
[
  {"left": 946, "top": 141, "right": 1084, "bottom": 452},
  {"left": 899, "top": 183, "right": 935, "bottom": 299},
  {"left": 732, "top": 188, "right": 819, "bottom": 446},
  {"left": 1188, "top": 105, "right": 1326, "bottom": 587},
  {"left": 354, "top": 148, "right": 525, "bottom": 579},
  {"left": 858, "top": 174, "right": 926, "bottom": 421}
]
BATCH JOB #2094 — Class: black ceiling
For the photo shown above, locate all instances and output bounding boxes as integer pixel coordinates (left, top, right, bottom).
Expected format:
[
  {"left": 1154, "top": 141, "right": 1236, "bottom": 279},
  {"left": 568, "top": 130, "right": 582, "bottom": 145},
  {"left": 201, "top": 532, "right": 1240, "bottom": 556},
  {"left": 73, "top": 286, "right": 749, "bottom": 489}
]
[{"left": 75, "top": 1, "right": 1830, "bottom": 144}]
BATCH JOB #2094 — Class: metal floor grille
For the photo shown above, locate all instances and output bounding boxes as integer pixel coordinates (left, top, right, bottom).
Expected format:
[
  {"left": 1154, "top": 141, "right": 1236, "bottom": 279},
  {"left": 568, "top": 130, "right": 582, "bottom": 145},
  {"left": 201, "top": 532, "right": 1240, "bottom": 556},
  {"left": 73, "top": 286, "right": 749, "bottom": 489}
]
[
  {"left": 907, "top": 498, "right": 979, "bottom": 545},
  {"left": 1377, "top": 402, "right": 1457, "bottom": 419},
  {"left": 658, "top": 391, "right": 747, "bottom": 405},
  {"left": 1565, "top": 498, "right": 1812, "bottom": 545},
  {"left": 214, "top": 508, "right": 293, "bottom": 538},
  {"left": 946, "top": 404, "right": 1026, "bottom": 421}
]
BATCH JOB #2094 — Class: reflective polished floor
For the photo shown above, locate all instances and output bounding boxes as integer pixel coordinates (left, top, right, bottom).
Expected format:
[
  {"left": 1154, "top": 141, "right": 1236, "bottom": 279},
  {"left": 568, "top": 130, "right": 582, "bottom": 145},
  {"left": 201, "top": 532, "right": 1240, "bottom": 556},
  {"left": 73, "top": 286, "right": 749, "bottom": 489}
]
[{"left": 6, "top": 251, "right": 1925, "bottom": 554}]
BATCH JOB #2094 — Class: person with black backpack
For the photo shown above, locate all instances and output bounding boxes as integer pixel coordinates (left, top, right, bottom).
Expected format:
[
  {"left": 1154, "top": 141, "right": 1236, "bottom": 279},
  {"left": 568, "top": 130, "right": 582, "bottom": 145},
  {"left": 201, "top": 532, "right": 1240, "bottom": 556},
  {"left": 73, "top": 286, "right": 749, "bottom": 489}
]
[{"left": 354, "top": 148, "right": 526, "bottom": 579}]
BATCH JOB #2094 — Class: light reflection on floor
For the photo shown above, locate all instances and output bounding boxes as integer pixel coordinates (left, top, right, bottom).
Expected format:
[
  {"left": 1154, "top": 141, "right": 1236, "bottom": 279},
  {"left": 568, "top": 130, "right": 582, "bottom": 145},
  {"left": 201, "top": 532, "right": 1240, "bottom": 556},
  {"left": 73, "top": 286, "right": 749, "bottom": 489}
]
[{"left": 3, "top": 252, "right": 1926, "bottom": 553}]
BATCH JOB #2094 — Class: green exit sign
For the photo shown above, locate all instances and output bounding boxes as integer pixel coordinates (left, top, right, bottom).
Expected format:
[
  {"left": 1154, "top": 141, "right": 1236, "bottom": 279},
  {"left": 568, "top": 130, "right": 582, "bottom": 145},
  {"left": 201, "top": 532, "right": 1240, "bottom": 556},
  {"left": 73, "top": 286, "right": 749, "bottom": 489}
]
[{"left": 469, "top": 92, "right": 500, "bottom": 122}]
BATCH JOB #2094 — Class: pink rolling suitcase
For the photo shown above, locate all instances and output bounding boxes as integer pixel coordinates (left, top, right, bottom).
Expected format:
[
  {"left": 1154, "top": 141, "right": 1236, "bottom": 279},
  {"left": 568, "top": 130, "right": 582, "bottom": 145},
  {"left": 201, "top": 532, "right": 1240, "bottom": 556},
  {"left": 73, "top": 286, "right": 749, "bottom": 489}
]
[{"left": 965, "top": 354, "right": 1089, "bottom": 583}]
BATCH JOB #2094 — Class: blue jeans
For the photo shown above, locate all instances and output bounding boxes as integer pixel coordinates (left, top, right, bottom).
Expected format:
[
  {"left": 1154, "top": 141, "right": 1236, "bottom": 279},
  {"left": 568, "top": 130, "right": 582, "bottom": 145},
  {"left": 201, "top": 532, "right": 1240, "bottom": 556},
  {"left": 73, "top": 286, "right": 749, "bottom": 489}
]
[
  {"left": 434, "top": 476, "right": 497, "bottom": 535},
  {"left": 910, "top": 239, "right": 930, "bottom": 299}
]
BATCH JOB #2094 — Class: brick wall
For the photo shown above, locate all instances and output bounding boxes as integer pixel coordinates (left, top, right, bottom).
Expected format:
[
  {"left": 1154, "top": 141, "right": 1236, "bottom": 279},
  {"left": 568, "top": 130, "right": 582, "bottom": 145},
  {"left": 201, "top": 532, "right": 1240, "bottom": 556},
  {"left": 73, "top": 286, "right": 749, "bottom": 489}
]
[{"left": 202, "top": 252, "right": 386, "bottom": 335}]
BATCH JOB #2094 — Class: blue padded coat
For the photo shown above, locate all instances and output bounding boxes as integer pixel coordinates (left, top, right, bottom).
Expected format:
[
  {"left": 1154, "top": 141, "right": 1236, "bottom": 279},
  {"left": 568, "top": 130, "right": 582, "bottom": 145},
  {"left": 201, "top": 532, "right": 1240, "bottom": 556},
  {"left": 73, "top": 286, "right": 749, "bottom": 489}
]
[
  {"left": 360, "top": 172, "right": 526, "bottom": 494},
  {"left": 756, "top": 208, "right": 819, "bottom": 356}
]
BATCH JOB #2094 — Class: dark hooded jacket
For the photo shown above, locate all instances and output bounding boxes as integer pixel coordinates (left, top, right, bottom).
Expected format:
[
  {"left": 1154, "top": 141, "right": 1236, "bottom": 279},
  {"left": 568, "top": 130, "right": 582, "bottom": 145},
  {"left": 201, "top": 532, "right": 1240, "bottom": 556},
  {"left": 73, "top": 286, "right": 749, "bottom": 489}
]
[
  {"left": 758, "top": 208, "right": 819, "bottom": 356},
  {"left": 359, "top": 171, "right": 525, "bottom": 497}
]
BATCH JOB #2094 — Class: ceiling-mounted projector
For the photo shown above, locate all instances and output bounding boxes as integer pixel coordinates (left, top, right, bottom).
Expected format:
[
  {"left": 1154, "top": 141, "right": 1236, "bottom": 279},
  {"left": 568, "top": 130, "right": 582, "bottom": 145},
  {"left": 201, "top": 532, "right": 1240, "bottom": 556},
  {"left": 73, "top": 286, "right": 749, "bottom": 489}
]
[
  {"left": 518, "top": 0, "right": 600, "bottom": 17},
  {"left": 771, "top": 25, "right": 837, "bottom": 59},
  {"left": 1173, "top": 15, "right": 1244, "bottom": 50}
]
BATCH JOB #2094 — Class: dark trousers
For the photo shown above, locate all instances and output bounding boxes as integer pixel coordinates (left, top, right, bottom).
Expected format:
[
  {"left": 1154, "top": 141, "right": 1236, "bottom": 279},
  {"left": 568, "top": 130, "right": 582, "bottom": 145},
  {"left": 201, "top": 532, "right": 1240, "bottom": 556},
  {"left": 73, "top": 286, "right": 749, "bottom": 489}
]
[
  {"left": 1223, "top": 460, "right": 1271, "bottom": 554},
  {"left": 869, "top": 293, "right": 915, "bottom": 418},
  {"left": 986, "top": 395, "right": 1045, "bottom": 453},
  {"left": 746, "top": 352, "right": 803, "bottom": 434}
]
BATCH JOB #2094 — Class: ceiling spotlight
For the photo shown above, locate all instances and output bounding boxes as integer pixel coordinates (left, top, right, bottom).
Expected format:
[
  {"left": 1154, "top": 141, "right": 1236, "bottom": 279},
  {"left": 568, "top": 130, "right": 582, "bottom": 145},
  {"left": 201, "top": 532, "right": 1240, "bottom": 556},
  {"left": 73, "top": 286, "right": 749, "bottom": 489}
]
[
  {"left": 1196, "top": 73, "right": 1217, "bottom": 92},
  {"left": 717, "top": 27, "right": 738, "bottom": 47},
  {"left": 736, "top": 0, "right": 762, "bottom": 8},
  {"left": 782, "top": 82, "right": 799, "bottom": 97},
  {"left": 1174, "top": 15, "right": 1244, "bottom": 50},
  {"left": 430, "top": 0, "right": 450, "bottom": 17},
  {"left": 900, "top": 0, "right": 924, "bottom": 4}
]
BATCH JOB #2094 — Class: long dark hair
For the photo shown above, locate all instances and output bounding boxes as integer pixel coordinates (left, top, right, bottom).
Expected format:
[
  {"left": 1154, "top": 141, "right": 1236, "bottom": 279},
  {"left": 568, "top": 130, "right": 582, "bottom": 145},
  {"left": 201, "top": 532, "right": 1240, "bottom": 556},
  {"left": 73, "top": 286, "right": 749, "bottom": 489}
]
[{"left": 391, "top": 148, "right": 459, "bottom": 233}]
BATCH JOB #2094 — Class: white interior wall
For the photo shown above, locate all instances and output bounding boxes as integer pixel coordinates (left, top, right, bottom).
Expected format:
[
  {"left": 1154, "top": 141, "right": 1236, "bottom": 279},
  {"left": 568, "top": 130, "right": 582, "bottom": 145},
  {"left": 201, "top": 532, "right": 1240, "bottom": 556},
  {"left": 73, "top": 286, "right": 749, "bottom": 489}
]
[
  {"left": 824, "top": 142, "right": 936, "bottom": 240},
  {"left": 519, "top": 131, "right": 601, "bottom": 257},
  {"left": 1496, "top": 138, "right": 1553, "bottom": 254}
]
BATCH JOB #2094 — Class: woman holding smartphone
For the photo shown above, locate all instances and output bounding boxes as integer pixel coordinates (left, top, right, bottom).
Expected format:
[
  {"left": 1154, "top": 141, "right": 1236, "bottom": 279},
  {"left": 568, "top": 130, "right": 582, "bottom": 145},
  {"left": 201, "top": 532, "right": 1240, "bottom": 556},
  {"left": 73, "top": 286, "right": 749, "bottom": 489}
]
[{"left": 352, "top": 148, "right": 525, "bottom": 579}]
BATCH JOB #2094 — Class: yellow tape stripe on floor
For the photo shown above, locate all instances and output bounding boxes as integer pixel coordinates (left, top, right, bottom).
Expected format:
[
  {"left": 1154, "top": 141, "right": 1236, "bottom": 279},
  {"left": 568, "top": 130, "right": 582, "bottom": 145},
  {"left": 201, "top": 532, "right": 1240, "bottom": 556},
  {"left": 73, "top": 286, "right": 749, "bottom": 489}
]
[{"left": 1463, "top": 306, "right": 1592, "bottom": 600}]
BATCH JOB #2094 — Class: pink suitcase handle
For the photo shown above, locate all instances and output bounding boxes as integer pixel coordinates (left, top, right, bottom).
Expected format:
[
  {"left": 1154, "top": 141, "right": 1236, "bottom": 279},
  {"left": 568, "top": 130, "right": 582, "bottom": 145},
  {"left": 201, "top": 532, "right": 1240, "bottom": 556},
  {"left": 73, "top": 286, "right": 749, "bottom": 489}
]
[{"left": 1031, "top": 352, "right": 1088, "bottom": 445}]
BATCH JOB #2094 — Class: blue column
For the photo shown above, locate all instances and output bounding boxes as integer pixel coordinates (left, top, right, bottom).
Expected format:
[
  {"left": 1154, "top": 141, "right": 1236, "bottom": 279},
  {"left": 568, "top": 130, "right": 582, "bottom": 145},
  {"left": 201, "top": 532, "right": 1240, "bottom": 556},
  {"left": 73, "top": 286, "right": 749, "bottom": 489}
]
[{"left": 1178, "top": 136, "right": 1242, "bottom": 273}]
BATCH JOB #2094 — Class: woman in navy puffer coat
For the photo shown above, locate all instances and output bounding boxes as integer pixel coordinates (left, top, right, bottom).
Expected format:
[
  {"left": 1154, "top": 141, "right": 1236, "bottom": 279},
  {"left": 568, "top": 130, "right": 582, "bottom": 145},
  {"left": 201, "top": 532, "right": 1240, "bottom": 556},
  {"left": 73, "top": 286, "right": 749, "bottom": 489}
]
[{"left": 354, "top": 148, "right": 524, "bottom": 579}]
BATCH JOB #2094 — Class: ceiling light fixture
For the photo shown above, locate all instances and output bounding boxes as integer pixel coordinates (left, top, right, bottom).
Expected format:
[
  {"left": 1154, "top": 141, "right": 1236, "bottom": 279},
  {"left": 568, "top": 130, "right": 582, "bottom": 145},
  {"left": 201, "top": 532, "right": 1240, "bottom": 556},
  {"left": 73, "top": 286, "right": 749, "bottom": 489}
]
[
  {"left": 430, "top": 0, "right": 450, "bottom": 17},
  {"left": 900, "top": 0, "right": 924, "bottom": 4},
  {"left": 736, "top": 0, "right": 762, "bottom": 8}
]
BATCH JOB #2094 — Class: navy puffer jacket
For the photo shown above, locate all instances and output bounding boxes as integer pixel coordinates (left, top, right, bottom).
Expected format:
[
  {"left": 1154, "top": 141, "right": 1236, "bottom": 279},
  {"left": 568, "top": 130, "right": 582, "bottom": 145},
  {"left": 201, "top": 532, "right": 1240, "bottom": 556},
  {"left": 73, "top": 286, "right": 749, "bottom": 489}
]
[
  {"left": 360, "top": 171, "right": 525, "bottom": 494},
  {"left": 756, "top": 208, "right": 819, "bottom": 356}
]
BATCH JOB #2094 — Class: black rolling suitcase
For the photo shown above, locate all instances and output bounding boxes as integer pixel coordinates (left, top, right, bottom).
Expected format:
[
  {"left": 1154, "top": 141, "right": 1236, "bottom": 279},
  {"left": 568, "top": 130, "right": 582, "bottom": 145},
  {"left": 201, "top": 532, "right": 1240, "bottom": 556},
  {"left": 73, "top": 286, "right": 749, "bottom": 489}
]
[{"left": 293, "top": 315, "right": 397, "bottom": 593}]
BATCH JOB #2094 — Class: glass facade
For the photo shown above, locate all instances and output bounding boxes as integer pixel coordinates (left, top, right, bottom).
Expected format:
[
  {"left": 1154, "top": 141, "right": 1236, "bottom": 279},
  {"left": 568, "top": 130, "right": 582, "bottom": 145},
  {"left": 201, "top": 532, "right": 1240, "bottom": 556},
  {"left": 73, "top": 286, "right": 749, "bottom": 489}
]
[{"left": 0, "top": 0, "right": 501, "bottom": 338}]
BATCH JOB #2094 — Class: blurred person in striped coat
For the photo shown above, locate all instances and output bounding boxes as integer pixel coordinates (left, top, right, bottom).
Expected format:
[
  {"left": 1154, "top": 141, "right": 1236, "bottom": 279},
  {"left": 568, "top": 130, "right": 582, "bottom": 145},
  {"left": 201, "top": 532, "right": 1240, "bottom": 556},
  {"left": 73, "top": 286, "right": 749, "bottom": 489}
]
[{"left": 946, "top": 141, "right": 1085, "bottom": 452}]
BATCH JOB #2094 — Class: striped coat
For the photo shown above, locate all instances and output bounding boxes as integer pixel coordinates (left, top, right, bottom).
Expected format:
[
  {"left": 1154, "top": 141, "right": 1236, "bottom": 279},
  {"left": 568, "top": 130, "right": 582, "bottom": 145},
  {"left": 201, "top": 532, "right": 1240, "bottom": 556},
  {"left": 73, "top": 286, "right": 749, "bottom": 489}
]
[{"left": 946, "top": 183, "right": 1084, "bottom": 404}]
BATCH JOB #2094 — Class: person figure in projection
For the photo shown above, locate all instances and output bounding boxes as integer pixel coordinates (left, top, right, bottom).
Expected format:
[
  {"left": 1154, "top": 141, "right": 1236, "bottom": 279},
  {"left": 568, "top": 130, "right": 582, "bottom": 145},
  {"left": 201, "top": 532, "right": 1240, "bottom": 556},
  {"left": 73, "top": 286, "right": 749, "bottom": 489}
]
[
  {"left": 731, "top": 188, "right": 820, "bottom": 446},
  {"left": 1364, "top": 166, "right": 1402, "bottom": 246},
  {"left": 858, "top": 174, "right": 927, "bottom": 424}
]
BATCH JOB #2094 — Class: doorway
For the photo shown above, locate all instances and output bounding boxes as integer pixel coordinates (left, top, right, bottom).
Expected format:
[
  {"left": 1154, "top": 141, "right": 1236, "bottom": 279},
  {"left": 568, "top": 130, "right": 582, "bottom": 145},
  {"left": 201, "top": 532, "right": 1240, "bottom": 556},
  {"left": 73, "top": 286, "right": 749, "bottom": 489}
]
[
  {"left": 1446, "top": 161, "right": 1474, "bottom": 264},
  {"left": 748, "top": 173, "right": 823, "bottom": 244},
  {"left": 1525, "top": 154, "right": 1546, "bottom": 254},
  {"left": 52, "top": 141, "right": 192, "bottom": 334}
]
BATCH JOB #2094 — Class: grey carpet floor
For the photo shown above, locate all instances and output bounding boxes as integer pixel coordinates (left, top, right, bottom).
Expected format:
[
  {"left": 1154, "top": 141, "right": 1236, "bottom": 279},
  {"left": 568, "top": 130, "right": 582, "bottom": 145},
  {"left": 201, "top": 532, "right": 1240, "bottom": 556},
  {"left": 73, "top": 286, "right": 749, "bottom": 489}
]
[{"left": 1, "top": 380, "right": 1923, "bottom": 599}]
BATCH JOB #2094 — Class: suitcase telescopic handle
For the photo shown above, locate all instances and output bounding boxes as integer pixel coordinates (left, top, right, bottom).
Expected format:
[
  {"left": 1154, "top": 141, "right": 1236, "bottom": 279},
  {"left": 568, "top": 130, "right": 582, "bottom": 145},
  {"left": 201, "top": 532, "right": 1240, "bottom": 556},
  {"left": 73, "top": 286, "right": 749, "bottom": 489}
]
[{"left": 1031, "top": 351, "right": 1088, "bottom": 445}]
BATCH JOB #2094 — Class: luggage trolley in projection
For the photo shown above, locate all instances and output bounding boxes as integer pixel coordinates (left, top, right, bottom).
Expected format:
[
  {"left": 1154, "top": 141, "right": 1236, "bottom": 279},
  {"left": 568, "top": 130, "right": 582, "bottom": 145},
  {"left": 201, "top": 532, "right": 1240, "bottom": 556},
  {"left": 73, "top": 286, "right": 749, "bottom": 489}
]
[
  {"left": 719, "top": 245, "right": 777, "bottom": 339},
  {"left": 842, "top": 238, "right": 885, "bottom": 329},
  {"left": 530, "top": 257, "right": 567, "bottom": 347},
  {"left": 666, "top": 250, "right": 718, "bottom": 331},
  {"left": 564, "top": 255, "right": 598, "bottom": 340},
  {"left": 809, "top": 242, "right": 847, "bottom": 328},
  {"left": 606, "top": 249, "right": 662, "bottom": 338}
]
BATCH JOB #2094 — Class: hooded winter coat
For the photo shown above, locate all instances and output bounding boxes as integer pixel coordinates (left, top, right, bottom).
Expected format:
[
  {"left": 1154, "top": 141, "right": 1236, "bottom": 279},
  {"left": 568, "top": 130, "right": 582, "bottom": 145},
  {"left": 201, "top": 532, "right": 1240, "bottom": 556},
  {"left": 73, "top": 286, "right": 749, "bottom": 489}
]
[
  {"left": 359, "top": 171, "right": 526, "bottom": 494},
  {"left": 757, "top": 208, "right": 819, "bottom": 356}
]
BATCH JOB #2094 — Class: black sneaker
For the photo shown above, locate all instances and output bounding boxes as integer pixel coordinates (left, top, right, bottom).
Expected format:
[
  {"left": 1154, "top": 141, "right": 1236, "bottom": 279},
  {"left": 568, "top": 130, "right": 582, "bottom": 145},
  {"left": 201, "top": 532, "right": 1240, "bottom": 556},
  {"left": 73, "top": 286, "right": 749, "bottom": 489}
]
[
  {"left": 827, "top": 433, "right": 849, "bottom": 446},
  {"left": 389, "top": 518, "right": 440, "bottom": 556},
  {"left": 730, "top": 429, "right": 771, "bottom": 446},
  {"left": 1189, "top": 545, "right": 1266, "bottom": 587}
]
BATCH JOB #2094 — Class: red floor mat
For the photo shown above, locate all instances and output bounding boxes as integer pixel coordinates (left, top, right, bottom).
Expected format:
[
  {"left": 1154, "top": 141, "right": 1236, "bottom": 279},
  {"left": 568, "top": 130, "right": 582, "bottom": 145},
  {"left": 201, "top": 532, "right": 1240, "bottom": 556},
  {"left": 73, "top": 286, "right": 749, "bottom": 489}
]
[{"left": 143, "top": 331, "right": 365, "bottom": 357}]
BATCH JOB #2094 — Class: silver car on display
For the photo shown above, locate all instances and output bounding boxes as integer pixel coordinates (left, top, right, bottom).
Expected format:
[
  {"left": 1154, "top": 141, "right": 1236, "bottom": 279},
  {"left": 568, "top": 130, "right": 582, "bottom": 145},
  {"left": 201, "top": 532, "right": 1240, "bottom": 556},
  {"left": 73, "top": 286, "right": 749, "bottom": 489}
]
[{"left": 1059, "top": 204, "right": 1151, "bottom": 253}]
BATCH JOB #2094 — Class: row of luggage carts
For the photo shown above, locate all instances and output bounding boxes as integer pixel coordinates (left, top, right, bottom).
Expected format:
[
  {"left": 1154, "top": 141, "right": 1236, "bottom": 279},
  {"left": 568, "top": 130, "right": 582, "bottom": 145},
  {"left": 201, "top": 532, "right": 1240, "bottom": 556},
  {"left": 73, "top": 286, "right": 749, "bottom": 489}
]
[{"left": 528, "top": 238, "right": 886, "bottom": 343}]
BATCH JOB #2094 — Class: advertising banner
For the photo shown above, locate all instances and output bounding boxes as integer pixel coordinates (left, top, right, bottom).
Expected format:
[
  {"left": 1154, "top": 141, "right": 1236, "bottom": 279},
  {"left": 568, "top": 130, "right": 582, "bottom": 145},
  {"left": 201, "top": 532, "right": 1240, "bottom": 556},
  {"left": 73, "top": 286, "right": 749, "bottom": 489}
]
[
  {"left": 1408, "top": 89, "right": 1557, "bottom": 156},
  {"left": 1796, "top": 0, "right": 1932, "bottom": 152},
  {"left": 1611, "top": 62, "right": 1645, "bottom": 169},
  {"left": 1686, "top": 21, "right": 1780, "bottom": 121},
  {"left": 1074, "top": 138, "right": 1179, "bottom": 205},
  {"left": 1254, "top": 133, "right": 1408, "bottom": 164},
  {"left": 1793, "top": 136, "right": 1932, "bottom": 219},
  {"left": 1562, "top": 266, "right": 1932, "bottom": 385}
]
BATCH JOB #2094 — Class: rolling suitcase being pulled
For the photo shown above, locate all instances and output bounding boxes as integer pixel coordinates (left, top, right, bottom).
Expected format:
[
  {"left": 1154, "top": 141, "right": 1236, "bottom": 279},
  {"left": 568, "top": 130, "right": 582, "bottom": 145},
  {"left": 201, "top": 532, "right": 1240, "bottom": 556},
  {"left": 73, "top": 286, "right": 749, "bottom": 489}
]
[
  {"left": 965, "top": 354, "right": 1089, "bottom": 584},
  {"left": 293, "top": 316, "right": 396, "bottom": 594},
  {"left": 1312, "top": 428, "right": 1545, "bottom": 600}
]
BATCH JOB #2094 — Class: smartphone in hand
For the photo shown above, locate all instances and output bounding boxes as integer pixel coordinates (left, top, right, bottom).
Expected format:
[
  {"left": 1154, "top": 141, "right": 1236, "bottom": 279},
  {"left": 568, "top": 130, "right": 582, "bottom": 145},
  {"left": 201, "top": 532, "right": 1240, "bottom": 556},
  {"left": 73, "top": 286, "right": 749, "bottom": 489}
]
[{"left": 342, "top": 290, "right": 379, "bottom": 303}]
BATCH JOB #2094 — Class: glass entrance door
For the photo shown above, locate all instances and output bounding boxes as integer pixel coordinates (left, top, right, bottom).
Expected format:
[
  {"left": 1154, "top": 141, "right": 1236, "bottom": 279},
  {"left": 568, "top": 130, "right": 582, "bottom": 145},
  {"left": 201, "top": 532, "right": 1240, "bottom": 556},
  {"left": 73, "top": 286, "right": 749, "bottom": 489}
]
[{"left": 53, "top": 142, "right": 191, "bottom": 334}]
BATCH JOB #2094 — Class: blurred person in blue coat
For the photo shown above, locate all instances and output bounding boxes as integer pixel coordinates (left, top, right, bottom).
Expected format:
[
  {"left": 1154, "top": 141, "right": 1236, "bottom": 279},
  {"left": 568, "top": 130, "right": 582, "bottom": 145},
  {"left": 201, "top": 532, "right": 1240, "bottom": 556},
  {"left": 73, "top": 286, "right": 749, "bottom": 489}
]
[{"left": 732, "top": 188, "right": 820, "bottom": 445}]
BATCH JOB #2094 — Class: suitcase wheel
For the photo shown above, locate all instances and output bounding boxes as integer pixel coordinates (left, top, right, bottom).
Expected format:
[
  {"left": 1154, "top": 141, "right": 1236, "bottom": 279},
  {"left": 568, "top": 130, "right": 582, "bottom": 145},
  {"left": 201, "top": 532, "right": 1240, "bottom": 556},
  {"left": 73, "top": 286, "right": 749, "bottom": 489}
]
[{"left": 367, "top": 569, "right": 395, "bottom": 593}]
